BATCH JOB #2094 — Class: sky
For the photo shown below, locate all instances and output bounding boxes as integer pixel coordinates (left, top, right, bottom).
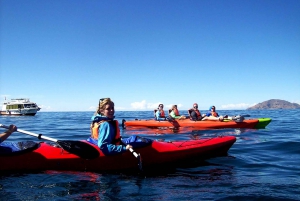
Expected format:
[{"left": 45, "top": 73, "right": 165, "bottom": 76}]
[{"left": 0, "top": 0, "right": 299, "bottom": 112}]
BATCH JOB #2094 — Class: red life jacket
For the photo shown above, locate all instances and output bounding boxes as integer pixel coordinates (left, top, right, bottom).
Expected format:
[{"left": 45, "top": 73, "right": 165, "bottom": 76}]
[
  {"left": 90, "top": 120, "right": 121, "bottom": 145},
  {"left": 174, "top": 108, "right": 180, "bottom": 116},
  {"left": 160, "top": 110, "right": 165, "bottom": 118},
  {"left": 211, "top": 111, "right": 218, "bottom": 117},
  {"left": 195, "top": 110, "right": 201, "bottom": 117}
]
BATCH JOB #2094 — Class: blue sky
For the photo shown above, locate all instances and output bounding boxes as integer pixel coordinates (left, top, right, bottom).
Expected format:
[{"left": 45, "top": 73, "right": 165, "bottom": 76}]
[{"left": 1, "top": 0, "right": 299, "bottom": 111}]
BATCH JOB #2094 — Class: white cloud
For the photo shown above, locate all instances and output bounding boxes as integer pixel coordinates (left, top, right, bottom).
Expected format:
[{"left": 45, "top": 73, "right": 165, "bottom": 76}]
[
  {"left": 131, "top": 100, "right": 167, "bottom": 110},
  {"left": 38, "top": 105, "right": 51, "bottom": 111},
  {"left": 131, "top": 100, "right": 147, "bottom": 109},
  {"left": 89, "top": 106, "right": 96, "bottom": 110},
  {"left": 220, "top": 103, "right": 256, "bottom": 109}
]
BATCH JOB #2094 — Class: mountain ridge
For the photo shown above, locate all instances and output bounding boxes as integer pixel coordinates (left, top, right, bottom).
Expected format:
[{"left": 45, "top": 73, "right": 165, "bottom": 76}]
[{"left": 247, "top": 99, "right": 300, "bottom": 110}]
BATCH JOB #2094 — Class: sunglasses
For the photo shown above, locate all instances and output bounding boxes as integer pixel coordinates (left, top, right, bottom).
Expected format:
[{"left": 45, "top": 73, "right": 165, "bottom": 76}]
[{"left": 193, "top": 105, "right": 198, "bottom": 108}]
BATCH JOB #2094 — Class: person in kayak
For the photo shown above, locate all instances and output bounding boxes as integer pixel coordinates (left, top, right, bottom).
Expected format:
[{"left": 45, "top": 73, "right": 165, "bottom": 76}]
[
  {"left": 87, "top": 98, "right": 133, "bottom": 155},
  {"left": 169, "top": 105, "right": 186, "bottom": 120},
  {"left": 188, "top": 103, "right": 203, "bottom": 121},
  {"left": 0, "top": 124, "right": 17, "bottom": 144},
  {"left": 206, "top": 106, "right": 219, "bottom": 117},
  {"left": 202, "top": 106, "right": 228, "bottom": 121},
  {"left": 155, "top": 104, "right": 167, "bottom": 121}
]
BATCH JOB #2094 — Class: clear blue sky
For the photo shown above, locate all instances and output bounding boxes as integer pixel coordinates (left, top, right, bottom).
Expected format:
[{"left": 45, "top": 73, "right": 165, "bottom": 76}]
[{"left": 1, "top": 0, "right": 299, "bottom": 111}]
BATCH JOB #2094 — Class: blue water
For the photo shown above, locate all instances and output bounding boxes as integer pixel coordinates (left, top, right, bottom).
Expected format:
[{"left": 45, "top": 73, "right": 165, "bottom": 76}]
[{"left": 0, "top": 110, "right": 299, "bottom": 200}]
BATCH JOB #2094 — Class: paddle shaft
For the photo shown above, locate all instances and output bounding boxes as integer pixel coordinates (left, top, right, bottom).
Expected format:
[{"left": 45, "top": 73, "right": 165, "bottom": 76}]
[
  {"left": 120, "top": 137, "right": 143, "bottom": 171},
  {"left": 129, "top": 147, "right": 139, "bottom": 158},
  {"left": 0, "top": 124, "right": 58, "bottom": 142}
]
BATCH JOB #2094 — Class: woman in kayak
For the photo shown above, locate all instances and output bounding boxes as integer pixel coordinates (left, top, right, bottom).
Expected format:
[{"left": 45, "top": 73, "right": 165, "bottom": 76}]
[
  {"left": 0, "top": 124, "right": 17, "bottom": 144},
  {"left": 188, "top": 103, "right": 203, "bottom": 121},
  {"left": 155, "top": 104, "right": 167, "bottom": 121},
  {"left": 169, "top": 105, "right": 186, "bottom": 120},
  {"left": 88, "top": 98, "right": 133, "bottom": 155}
]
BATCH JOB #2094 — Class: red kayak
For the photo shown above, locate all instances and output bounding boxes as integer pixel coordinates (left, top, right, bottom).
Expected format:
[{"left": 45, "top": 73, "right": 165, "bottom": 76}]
[
  {"left": 0, "top": 136, "right": 236, "bottom": 172},
  {"left": 124, "top": 118, "right": 271, "bottom": 129}
]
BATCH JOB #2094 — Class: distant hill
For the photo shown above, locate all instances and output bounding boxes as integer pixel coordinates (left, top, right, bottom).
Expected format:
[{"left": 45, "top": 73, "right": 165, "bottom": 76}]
[{"left": 247, "top": 99, "right": 300, "bottom": 110}]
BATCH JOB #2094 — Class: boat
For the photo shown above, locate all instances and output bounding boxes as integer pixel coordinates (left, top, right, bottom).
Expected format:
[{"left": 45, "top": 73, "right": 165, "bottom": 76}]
[
  {"left": 0, "top": 98, "right": 41, "bottom": 116},
  {"left": 0, "top": 136, "right": 236, "bottom": 172},
  {"left": 123, "top": 118, "right": 272, "bottom": 129}
]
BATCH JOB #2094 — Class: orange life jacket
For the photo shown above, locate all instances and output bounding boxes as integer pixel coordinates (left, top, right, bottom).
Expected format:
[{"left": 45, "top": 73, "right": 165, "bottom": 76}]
[{"left": 90, "top": 120, "right": 121, "bottom": 145}]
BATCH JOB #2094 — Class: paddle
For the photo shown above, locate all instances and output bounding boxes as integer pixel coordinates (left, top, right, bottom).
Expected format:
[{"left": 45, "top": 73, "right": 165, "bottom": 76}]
[
  {"left": 120, "top": 136, "right": 143, "bottom": 171},
  {"left": 0, "top": 124, "right": 99, "bottom": 159},
  {"left": 129, "top": 147, "right": 143, "bottom": 171}
]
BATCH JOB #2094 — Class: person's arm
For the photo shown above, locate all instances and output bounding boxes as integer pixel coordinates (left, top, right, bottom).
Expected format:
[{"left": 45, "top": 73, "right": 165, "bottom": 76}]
[
  {"left": 170, "top": 111, "right": 176, "bottom": 118},
  {"left": 188, "top": 109, "right": 192, "bottom": 118},
  {"left": 155, "top": 110, "right": 160, "bottom": 119},
  {"left": 0, "top": 125, "right": 17, "bottom": 143},
  {"left": 97, "top": 122, "right": 126, "bottom": 155}
]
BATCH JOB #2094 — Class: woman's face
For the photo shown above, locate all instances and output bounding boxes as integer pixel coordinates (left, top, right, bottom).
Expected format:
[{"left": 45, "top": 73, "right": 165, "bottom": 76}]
[{"left": 102, "top": 103, "right": 115, "bottom": 118}]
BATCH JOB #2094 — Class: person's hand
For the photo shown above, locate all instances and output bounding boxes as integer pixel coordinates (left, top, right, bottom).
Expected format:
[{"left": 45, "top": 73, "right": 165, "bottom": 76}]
[
  {"left": 8, "top": 125, "right": 17, "bottom": 133},
  {"left": 125, "top": 144, "right": 133, "bottom": 150}
]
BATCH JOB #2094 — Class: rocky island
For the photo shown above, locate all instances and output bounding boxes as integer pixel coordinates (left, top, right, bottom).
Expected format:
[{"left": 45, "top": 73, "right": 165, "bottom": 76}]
[{"left": 247, "top": 99, "right": 300, "bottom": 110}]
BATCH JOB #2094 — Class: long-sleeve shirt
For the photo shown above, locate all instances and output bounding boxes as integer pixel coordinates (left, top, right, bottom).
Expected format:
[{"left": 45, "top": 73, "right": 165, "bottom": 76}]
[{"left": 87, "top": 115, "right": 126, "bottom": 155}]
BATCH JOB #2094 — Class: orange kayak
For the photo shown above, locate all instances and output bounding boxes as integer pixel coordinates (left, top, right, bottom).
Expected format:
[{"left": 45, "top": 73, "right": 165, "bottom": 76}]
[{"left": 124, "top": 118, "right": 271, "bottom": 129}]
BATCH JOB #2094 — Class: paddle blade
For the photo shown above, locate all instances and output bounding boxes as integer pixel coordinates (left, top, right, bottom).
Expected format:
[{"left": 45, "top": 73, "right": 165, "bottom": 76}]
[
  {"left": 137, "top": 154, "right": 143, "bottom": 171},
  {"left": 57, "top": 140, "right": 99, "bottom": 159}
]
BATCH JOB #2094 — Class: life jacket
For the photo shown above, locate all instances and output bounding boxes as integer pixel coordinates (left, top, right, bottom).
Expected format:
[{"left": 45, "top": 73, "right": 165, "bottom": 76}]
[
  {"left": 210, "top": 111, "right": 218, "bottom": 117},
  {"left": 160, "top": 110, "right": 165, "bottom": 118},
  {"left": 173, "top": 108, "right": 180, "bottom": 116},
  {"left": 195, "top": 110, "right": 201, "bottom": 117},
  {"left": 90, "top": 120, "right": 121, "bottom": 145}
]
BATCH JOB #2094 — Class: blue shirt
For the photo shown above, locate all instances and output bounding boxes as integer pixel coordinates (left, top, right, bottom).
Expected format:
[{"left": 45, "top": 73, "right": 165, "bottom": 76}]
[
  {"left": 88, "top": 115, "right": 126, "bottom": 155},
  {"left": 155, "top": 110, "right": 166, "bottom": 121}
]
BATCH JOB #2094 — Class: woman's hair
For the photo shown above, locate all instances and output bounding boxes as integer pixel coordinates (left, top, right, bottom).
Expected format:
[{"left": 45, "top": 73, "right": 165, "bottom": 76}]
[{"left": 95, "top": 98, "right": 114, "bottom": 115}]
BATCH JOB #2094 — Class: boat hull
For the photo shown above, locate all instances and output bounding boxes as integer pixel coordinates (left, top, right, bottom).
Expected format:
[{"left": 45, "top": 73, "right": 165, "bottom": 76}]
[
  {"left": 124, "top": 118, "right": 271, "bottom": 129},
  {"left": 0, "top": 136, "right": 236, "bottom": 172},
  {"left": 0, "top": 110, "right": 37, "bottom": 116}
]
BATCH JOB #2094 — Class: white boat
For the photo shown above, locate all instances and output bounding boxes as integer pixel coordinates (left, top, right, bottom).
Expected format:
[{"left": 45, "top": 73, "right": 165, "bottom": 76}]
[{"left": 0, "top": 98, "right": 41, "bottom": 116}]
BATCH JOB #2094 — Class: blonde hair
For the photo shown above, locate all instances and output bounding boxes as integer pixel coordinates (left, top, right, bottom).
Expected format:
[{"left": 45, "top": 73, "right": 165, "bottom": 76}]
[{"left": 95, "top": 98, "right": 114, "bottom": 115}]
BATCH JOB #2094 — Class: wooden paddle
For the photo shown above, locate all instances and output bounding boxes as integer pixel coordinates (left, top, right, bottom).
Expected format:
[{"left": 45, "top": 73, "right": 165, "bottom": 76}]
[{"left": 0, "top": 124, "right": 99, "bottom": 159}]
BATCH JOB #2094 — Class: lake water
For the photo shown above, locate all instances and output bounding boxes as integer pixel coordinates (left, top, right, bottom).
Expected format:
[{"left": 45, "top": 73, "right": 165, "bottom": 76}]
[{"left": 0, "top": 110, "right": 299, "bottom": 200}]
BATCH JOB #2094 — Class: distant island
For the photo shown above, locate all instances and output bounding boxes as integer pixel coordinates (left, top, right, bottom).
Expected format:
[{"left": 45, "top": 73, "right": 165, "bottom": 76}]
[{"left": 247, "top": 99, "right": 300, "bottom": 110}]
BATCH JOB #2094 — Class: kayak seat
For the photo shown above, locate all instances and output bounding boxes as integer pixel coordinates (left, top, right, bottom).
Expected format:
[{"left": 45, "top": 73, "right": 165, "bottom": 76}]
[{"left": 0, "top": 141, "right": 40, "bottom": 156}]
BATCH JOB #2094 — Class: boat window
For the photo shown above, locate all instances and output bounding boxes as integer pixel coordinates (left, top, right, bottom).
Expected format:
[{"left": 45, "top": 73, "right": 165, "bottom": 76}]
[
  {"left": 6, "top": 104, "right": 23, "bottom": 109},
  {"left": 24, "top": 104, "right": 37, "bottom": 108}
]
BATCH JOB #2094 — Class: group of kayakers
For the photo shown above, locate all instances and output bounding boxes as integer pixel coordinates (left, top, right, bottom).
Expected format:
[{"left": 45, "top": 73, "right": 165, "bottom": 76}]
[
  {"left": 155, "top": 102, "right": 230, "bottom": 122},
  {"left": 0, "top": 98, "right": 231, "bottom": 157}
]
